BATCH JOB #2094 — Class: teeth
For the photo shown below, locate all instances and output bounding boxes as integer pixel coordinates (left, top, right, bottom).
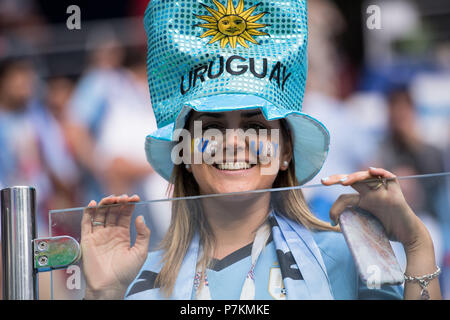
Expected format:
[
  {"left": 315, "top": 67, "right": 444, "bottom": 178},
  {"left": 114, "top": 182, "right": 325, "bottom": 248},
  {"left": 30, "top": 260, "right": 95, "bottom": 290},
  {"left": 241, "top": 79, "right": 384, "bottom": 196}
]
[{"left": 216, "top": 162, "right": 251, "bottom": 170}]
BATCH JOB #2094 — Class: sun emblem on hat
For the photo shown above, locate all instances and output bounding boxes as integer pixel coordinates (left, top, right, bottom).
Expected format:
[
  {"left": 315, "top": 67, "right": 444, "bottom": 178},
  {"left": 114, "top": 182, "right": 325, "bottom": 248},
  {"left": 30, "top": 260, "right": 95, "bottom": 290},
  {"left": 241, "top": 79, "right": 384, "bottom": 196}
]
[{"left": 195, "top": 0, "right": 269, "bottom": 48}]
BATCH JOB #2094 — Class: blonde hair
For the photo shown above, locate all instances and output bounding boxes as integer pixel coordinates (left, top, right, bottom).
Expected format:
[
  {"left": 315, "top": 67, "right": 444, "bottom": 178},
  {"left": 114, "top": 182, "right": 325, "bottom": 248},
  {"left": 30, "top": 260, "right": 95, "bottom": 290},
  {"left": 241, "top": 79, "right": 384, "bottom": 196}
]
[{"left": 155, "top": 119, "right": 339, "bottom": 297}]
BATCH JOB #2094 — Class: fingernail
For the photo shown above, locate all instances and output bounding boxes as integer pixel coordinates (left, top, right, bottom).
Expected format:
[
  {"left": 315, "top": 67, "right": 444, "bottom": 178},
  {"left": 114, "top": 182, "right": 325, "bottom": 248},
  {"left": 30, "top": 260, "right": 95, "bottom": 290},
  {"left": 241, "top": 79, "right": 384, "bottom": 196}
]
[
  {"left": 140, "top": 215, "right": 146, "bottom": 224},
  {"left": 321, "top": 177, "right": 329, "bottom": 182},
  {"left": 330, "top": 220, "right": 337, "bottom": 227},
  {"left": 340, "top": 177, "right": 348, "bottom": 182},
  {"left": 369, "top": 167, "right": 377, "bottom": 170},
  {"left": 120, "top": 194, "right": 127, "bottom": 199}
]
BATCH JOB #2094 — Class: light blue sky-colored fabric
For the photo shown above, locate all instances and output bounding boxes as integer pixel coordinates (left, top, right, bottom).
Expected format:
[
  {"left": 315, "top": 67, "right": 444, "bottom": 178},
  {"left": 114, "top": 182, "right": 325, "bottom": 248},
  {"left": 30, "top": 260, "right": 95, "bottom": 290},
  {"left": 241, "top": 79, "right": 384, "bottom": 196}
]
[
  {"left": 125, "top": 211, "right": 404, "bottom": 300},
  {"left": 194, "top": 240, "right": 279, "bottom": 300}
]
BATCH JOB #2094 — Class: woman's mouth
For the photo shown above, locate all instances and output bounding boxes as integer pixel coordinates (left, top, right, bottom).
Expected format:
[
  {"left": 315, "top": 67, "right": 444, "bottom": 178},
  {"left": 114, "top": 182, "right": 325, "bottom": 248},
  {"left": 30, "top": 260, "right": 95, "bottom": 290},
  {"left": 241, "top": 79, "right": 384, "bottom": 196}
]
[{"left": 213, "top": 162, "right": 256, "bottom": 171}]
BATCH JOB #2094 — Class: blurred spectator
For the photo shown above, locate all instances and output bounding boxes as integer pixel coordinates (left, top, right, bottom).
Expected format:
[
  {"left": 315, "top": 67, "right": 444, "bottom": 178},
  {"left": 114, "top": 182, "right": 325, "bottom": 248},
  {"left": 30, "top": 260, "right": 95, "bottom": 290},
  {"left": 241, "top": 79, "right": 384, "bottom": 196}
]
[
  {"left": 38, "top": 76, "right": 81, "bottom": 210},
  {"left": 65, "top": 30, "right": 127, "bottom": 203},
  {"left": 67, "top": 36, "right": 170, "bottom": 245},
  {"left": 0, "top": 58, "right": 52, "bottom": 231},
  {"left": 0, "top": 58, "right": 83, "bottom": 235},
  {"left": 94, "top": 47, "right": 171, "bottom": 248},
  {"left": 373, "top": 86, "right": 450, "bottom": 291},
  {"left": 307, "top": 0, "right": 346, "bottom": 98},
  {"left": 303, "top": 0, "right": 378, "bottom": 221},
  {"left": 95, "top": 48, "right": 158, "bottom": 196},
  {"left": 374, "top": 87, "right": 446, "bottom": 220},
  {"left": 0, "top": 0, "right": 50, "bottom": 58}
]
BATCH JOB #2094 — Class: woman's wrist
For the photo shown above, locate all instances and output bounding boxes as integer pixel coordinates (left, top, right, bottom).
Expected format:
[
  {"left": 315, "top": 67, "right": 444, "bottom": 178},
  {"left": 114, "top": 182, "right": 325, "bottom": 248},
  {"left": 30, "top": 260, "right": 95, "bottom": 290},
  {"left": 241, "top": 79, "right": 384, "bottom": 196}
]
[
  {"left": 402, "top": 225, "right": 441, "bottom": 300},
  {"left": 402, "top": 217, "right": 434, "bottom": 258}
]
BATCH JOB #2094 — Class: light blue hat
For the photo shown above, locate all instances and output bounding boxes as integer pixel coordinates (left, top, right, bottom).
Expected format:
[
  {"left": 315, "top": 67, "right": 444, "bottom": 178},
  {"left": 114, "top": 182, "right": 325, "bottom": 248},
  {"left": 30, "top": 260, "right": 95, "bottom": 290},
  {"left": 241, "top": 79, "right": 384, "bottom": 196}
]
[{"left": 143, "top": 0, "right": 330, "bottom": 185}]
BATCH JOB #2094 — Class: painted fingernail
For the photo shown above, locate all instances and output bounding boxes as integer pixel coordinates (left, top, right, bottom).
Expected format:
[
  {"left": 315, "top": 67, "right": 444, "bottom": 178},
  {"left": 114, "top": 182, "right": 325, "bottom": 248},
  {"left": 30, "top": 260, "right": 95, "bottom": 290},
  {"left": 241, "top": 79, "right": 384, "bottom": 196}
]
[{"left": 330, "top": 219, "right": 337, "bottom": 227}]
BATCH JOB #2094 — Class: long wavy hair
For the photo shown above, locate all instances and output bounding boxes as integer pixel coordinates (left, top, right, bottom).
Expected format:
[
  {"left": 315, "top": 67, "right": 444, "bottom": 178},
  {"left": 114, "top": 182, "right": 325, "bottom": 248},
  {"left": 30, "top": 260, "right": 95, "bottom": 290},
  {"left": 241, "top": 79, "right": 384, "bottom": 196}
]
[{"left": 155, "top": 118, "right": 339, "bottom": 297}]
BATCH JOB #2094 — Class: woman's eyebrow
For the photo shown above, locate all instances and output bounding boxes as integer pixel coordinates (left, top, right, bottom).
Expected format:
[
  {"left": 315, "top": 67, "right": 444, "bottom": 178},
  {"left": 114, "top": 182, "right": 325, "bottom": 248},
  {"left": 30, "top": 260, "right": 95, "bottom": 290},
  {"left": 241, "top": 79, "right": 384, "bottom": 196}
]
[
  {"left": 192, "top": 110, "right": 262, "bottom": 121},
  {"left": 241, "top": 110, "right": 262, "bottom": 118},
  {"left": 193, "top": 113, "right": 224, "bottom": 121}
]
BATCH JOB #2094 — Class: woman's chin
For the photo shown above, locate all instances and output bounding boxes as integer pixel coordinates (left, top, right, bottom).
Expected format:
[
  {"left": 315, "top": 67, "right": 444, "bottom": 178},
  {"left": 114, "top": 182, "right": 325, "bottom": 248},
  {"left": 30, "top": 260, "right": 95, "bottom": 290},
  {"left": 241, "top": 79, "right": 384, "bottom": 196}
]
[
  {"left": 204, "top": 178, "right": 262, "bottom": 195},
  {"left": 205, "top": 183, "right": 269, "bottom": 204},
  {"left": 206, "top": 176, "right": 273, "bottom": 195},
  {"left": 214, "top": 184, "right": 257, "bottom": 194}
]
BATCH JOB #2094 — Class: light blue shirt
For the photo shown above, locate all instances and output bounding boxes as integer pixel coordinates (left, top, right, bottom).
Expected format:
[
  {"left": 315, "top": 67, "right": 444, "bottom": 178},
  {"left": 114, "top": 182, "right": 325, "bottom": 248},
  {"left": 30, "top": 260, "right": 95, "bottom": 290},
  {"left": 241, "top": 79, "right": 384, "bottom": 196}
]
[
  {"left": 125, "top": 229, "right": 403, "bottom": 300},
  {"left": 193, "top": 238, "right": 279, "bottom": 299}
]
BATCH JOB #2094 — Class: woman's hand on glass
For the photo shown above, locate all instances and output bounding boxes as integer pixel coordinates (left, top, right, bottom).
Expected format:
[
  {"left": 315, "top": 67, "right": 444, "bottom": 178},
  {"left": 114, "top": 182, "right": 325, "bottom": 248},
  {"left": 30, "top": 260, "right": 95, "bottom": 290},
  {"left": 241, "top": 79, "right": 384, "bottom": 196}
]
[
  {"left": 321, "top": 167, "right": 431, "bottom": 252},
  {"left": 80, "top": 194, "right": 150, "bottom": 299}
]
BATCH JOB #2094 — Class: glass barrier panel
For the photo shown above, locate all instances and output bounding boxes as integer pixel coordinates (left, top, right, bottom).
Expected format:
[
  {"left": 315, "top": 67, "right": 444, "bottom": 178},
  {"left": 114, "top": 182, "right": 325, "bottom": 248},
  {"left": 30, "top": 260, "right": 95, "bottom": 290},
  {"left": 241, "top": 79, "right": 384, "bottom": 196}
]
[{"left": 45, "top": 174, "right": 450, "bottom": 300}]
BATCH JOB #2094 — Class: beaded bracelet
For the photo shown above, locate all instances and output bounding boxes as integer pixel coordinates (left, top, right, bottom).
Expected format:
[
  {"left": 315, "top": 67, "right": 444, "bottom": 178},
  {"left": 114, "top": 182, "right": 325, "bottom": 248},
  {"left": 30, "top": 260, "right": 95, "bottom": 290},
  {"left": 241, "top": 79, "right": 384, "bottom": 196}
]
[{"left": 404, "top": 266, "right": 441, "bottom": 300}]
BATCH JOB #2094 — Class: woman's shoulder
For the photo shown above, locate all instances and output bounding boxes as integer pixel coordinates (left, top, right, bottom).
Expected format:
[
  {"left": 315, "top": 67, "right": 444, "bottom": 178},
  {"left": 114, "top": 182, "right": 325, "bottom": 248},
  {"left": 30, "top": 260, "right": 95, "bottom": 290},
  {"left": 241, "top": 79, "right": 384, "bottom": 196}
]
[
  {"left": 271, "top": 212, "right": 353, "bottom": 265},
  {"left": 310, "top": 229, "right": 404, "bottom": 300},
  {"left": 311, "top": 229, "right": 361, "bottom": 299}
]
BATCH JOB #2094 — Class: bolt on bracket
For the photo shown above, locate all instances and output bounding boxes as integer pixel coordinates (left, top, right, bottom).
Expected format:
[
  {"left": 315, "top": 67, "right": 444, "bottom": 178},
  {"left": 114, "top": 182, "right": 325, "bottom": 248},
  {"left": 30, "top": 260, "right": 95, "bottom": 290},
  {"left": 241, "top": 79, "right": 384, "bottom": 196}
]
[{"left": 33, "top": 236, "right": 81, "bottom": 271}]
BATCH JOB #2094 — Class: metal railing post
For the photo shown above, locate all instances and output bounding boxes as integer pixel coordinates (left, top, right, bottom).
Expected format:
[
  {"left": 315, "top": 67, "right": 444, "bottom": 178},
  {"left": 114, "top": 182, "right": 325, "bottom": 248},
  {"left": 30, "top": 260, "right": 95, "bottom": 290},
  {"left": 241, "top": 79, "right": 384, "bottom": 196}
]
[{"left": 1, "top": 186, "right": 37, "bottom": 300}]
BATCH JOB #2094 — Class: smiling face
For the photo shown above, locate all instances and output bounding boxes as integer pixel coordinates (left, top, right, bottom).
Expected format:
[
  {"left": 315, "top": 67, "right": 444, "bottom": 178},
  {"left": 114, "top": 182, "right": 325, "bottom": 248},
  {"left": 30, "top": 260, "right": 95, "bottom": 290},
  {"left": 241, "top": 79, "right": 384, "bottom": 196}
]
[
  {"left": 218, "top": 15, "right": 247, "bottom": 36},
  {"left": 185, "top": 110, "right": 292, "bottom": 195}
]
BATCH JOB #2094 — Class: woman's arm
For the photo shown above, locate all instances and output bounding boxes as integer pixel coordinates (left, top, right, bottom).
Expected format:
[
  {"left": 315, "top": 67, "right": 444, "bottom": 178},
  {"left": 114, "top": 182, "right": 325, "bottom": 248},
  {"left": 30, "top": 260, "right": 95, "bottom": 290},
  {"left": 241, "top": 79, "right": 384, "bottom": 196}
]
[{"left": 322, "top": 167, "right": 442, "bottom": 300}]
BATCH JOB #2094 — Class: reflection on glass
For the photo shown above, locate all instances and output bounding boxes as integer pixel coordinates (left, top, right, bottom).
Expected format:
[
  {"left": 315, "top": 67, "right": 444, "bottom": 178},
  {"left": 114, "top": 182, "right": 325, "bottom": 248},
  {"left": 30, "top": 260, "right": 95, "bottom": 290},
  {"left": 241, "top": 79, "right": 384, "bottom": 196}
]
[{"left": 46, "top": 174, "right": 450, "bottom": 300}]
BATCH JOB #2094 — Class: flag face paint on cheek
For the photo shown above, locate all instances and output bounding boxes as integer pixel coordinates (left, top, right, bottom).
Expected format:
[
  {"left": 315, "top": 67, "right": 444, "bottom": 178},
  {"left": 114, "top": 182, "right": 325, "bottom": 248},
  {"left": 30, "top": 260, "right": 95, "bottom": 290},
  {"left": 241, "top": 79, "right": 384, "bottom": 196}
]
[{"left": 183, "top": 128, "right": 280, "bottom": 171}]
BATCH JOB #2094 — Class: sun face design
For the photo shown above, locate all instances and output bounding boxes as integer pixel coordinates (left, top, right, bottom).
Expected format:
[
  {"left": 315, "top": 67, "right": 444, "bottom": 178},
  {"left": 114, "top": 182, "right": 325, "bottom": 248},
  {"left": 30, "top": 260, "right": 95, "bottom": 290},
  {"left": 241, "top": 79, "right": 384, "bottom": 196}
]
[
  {"left": 218, "top": 15, "right": 247, "bottom": 36},
  {"left": 195, "top": 0, "right": 270, "bottom": 48}
]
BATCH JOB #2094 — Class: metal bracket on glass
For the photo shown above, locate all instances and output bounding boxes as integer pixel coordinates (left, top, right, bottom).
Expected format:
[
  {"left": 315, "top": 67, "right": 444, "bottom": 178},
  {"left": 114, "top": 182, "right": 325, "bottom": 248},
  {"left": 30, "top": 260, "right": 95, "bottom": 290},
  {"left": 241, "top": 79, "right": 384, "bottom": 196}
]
[{"left": 33, "top": 236, "right": 81, "bottom": 272}]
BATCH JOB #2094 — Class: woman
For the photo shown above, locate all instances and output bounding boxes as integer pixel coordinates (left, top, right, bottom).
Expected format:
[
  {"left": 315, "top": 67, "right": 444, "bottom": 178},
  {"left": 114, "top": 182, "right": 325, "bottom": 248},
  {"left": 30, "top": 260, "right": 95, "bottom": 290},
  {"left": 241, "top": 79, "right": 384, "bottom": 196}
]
[{"left": 80, "top": 0, "right": 441, "bottom": 300}]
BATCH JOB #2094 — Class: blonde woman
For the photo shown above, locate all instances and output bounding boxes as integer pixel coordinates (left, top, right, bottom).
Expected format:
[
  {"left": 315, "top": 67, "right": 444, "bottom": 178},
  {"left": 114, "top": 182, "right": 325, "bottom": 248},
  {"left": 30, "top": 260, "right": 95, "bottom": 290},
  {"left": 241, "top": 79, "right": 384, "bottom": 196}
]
[{"left": 80, "top": 0, "right": 441, "bottom": 300}]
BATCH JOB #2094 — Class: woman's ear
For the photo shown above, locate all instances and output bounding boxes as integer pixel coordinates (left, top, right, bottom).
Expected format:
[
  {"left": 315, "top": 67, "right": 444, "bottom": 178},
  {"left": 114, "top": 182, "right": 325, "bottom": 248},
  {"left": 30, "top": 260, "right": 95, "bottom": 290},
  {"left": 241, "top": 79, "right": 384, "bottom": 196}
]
[
  {"left": 279, "top": 120, "right": 293, "bottom": 171},
  {"left": 280, "top": 150, "right": 293, "bottom": 171}
]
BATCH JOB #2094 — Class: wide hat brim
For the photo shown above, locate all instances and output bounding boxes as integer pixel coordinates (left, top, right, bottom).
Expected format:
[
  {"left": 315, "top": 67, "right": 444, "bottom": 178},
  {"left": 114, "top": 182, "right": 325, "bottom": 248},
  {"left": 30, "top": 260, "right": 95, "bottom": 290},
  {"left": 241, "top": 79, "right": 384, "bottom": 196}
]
[{"left": 145, "top": 94, "right": 330, "bottom": 186}]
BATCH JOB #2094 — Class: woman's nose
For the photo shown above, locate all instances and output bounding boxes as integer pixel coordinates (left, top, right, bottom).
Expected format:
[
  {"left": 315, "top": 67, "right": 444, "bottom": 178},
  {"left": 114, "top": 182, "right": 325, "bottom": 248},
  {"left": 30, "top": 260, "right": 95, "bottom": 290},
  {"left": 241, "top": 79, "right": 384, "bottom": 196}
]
[{"left": 223, "top": 129, "right": 248, "bottom": 158}]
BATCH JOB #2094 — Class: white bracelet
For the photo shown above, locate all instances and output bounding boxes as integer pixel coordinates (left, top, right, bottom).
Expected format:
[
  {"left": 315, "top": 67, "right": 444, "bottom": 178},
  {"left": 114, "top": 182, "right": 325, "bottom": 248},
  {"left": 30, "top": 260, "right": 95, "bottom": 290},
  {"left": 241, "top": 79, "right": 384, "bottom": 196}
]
[{"left": 404, "top": 266, "right": 441, "bottom": 300}]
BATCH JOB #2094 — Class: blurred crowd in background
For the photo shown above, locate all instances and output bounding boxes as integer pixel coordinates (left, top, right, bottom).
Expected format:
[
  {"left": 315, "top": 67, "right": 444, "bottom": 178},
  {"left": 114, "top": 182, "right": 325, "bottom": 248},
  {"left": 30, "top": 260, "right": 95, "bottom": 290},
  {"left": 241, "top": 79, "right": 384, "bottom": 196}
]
[{"left": 0, "top": 0, "right": 449, "bottom": 298}]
